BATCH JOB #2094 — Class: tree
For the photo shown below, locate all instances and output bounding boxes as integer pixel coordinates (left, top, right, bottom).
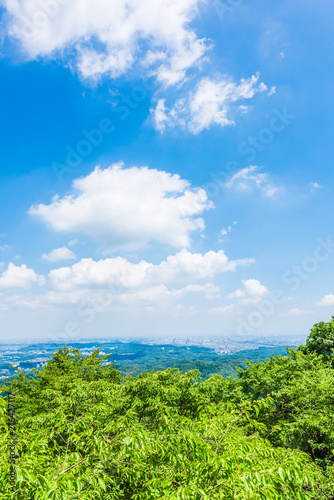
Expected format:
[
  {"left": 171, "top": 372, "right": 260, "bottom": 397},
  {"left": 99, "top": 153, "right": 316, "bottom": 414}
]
[
  {"left": 234, "top": 348, "right": 334, "bottom": 470},
  {"left": 298, "top": 316, "right": 334, "bottom": 364},
  {"left": 1, "top": 348, "right": 333, "bottom": 498}
]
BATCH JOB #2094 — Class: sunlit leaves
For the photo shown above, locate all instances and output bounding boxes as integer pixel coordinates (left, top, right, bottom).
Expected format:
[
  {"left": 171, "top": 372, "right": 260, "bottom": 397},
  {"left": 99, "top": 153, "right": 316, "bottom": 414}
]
[{"left": 0, "top": 345, "right": 333, "bottom": 498}]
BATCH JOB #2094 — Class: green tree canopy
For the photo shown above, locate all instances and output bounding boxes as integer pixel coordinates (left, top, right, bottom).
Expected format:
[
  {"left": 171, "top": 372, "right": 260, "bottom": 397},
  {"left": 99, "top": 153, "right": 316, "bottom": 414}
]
[
  {"left": 1, "top": 332, "right": 334, "bottom": 499},
  {"left": 298, "top": 316, "right": 334, "bottom": 363}
]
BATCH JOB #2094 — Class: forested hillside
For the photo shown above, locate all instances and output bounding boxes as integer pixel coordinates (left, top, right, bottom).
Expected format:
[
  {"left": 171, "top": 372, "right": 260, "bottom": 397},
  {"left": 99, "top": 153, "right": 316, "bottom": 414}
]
[
  {"left": 0, "top": 340, "right": 293, "bottom": 383},
  {"left": 1, "top": 317, "right": 334, "bottom": 499},
  {"left": 117, "top": 345, "right": 292, "bottom": 379}
]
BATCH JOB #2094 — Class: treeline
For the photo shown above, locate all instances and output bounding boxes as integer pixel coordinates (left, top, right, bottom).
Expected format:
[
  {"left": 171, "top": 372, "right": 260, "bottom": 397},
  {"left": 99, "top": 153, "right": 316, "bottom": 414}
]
[
  {"left": 0, "top": 344, "right": 291, "bottom": 385},
  {"left": 1, "top": 317, "right": 334, "bottom": 498},
  {"left": 120, "top": 345, "right": 291, "bottom": 379}
]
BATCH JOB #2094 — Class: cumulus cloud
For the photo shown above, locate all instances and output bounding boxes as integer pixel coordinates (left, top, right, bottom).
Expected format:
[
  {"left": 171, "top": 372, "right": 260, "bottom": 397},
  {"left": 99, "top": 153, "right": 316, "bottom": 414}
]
[
  {"left": 227, "top": 278, "right": 270, "bottom": 304},
  {"left": 150, "top": 249, "right": 253, "bottom": 283},
  {"left": 0, "top": 248, "right": 254, "bottom": 311},
  {"left": 48, "top": 249, "right": 254, "bottom": 292},
  {"left": 226, "top": 165, "right": 278, "bottom": 198},
  {"left": 48, "top": 256, "right": 150, "bottom": 292},
  {"left": 42, "top": 246, "right": 76, "bottom": 262},
  {"left": 1, "top": 248, "right": 252, "bottom": 310},
  {"left": 2, "top": 0, "right": 207, "bottom": 85},
  {"left": 29, "top": 164, "right": 213, "bottom": 251},
  {"left": 40, "top": 249, "right": 252, "bottom": 309},
  {"left": 316, "top": 294, "right": 334, "bottom": 307},
  {"left": 151, "top": 73, "right": 273, "bottom": 133},
  {"left": 0, "top": 263, "right": 44, "bottom": 289}
]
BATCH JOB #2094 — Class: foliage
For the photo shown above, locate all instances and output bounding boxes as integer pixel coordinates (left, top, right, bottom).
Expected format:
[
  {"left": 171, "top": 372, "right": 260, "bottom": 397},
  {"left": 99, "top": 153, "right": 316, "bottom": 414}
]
[
  {"left": 298, "top": 315, "right": 334, "bottom": 363},
  {"left": 234, "top": 349, "right": 334, "bottom": 470},
  {"left": 126, "top": 346, "right": 290, "bottom": 380},
  {"left": 230, "top": 316, "right": 334, "bottom": 472},
  {"left": 2, "top": 314, "right": 334, "bottom": 499},
  {"left": 0, "top": 342, "right": 292, "bottom": 383}
]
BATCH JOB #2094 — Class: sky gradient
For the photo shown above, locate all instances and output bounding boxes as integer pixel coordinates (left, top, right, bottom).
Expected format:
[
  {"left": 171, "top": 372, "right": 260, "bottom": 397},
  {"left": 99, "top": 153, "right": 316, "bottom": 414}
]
[{"left": 0, "top": 0, "right": 333, "bottom": 341}]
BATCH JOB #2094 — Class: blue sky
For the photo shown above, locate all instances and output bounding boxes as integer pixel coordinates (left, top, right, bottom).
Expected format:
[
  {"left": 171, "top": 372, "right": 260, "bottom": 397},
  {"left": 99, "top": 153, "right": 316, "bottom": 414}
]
[{"left": 0, "top": 0, "right": 333, "bottom": 341}]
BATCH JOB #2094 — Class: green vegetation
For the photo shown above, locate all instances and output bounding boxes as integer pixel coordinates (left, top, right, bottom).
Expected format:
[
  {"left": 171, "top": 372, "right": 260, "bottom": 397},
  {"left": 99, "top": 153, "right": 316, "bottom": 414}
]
[
  {"left": 117, "top": 345, "right": 291, "bottom": 379},
  {"left": 0, "top": 341, "right": 293, "bottom": 383},
  {"left": 1, "top": 318, "right": 334, "bottom": 498}
]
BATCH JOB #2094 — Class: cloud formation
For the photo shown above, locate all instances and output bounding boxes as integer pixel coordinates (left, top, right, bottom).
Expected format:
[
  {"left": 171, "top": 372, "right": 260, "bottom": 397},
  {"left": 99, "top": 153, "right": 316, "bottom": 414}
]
[
  {"left": 227, "top": 278, "right": 270, "bottom": 304},
  {"left": 316, "top": 294, "right": 334, "bottom": 307},
  {"left": 29, "top": 164, "right": 214, "bottom": 251},
  {"left": 0, "top": 263, "right": 44, "bottom": 289},
  {"left": 220, "top": 221, "right": 237, "bottom": 237},
  {"left": 42, "top": 246, "right": 76, "bottom": 262},
  {"left": 0, "top": 249, "right": 253, "bottom": 312},
  {"left": 3, "top": 0, "right": 207, "bottom": 85},
  {"left": 48, "top": 249, "right": 253, "bottom": 293},
  {"left": 226, "top": 165, "right": 278, "bottom": 198},
  {"left": 286, "top": 308, "right": 312, "bottom": 317},
  {"left": 151, "top": 73, "right": 272, "bottom": 133}
]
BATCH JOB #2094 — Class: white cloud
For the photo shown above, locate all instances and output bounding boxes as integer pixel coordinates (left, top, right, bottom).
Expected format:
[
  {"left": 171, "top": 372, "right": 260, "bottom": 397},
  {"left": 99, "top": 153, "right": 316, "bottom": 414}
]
[
  {"left": 48, "top": 249, "right": 254, "bottom": 293},
  {"left": 42, "top": 246, "right": 76, "bottom": 262},
  {"left": 286, "top": 308, "right": 312, "bottom": 317},
  {"left": 150, "top": 249, "right": 253, "bottom": 283},
  {"left": 238, "top": 105, "right": 249, "bottom": 114},
  {"left": 29, "top": 164, "right": 213, "bottom": 251},
  {"left": 311, "top": 182, "right": 322, "bottom": 191},
  {"left": 316, "top": 294, "right": 334, "bottom": 307},
  {"left": 30, "top": 281, "right": 218, "bottom": 312},
  {"left": 151, "top": 73, "right": 272, "bottom": 133},
  {"left": 226, "top": 165, "right": 278, "bottom": 198},
  {"left": 227, "top": 278, "right": 270, "bottom": 304},
  {"left": 114, "top": 282, "right": 220, "bottom": 307},
  {"left": 220, "top": 224, "right": 234, "bottom": 236},
  {"left": 182, "top": 282, "right": 220, "bottom": 299},
  {"left": 3, "top": 0, "right": 207, "bottom": 86},
  {"left": 48, "top": 256, "right": 150, "bottom": 292},
  {"left": 68, "top": 239, "right": 79, "bottom": 247},
  {"left": 0, "top": 263, "right": 44, "bottom": 289},
  {"left": 0, "top": 249, "right": 254, "bottom": 312}
]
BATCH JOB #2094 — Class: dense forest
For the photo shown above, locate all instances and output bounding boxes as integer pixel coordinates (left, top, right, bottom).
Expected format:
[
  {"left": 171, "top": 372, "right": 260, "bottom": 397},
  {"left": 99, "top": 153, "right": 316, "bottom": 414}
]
[
  {"left": 1, "top": 317, "right": 334, "bottom": 498},
  {"left": 0, "top": 341, "right": 293, "bottom": 383},
  {"left": 115, "top": 345, "right": 292, "bottom": 379}
]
